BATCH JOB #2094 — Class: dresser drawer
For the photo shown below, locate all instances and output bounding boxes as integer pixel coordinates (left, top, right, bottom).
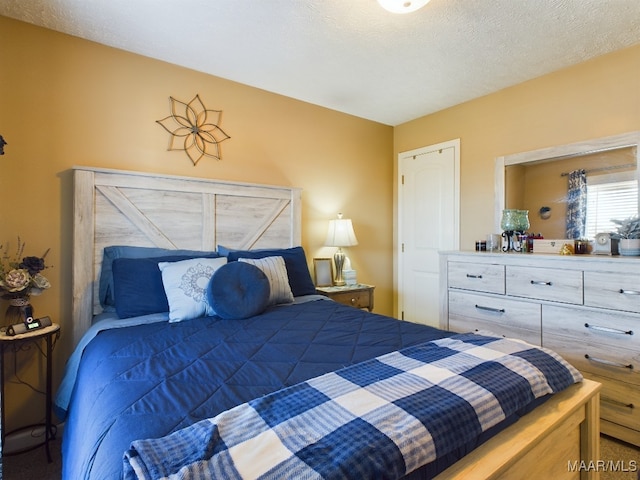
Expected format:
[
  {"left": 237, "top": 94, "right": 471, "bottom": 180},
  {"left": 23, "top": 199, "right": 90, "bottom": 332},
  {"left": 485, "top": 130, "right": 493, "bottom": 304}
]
[
  {"left": 543, "top": 306, "right": 640, "bottom": 385},
  {"left": 449, "top": 291, "right": 541, "bottom": 345},
  {"left": 543, "top": 304, "right": 640, "bottom": 351},
  {"left": 544, "top": 335, "right": 640, "bottom": 385},
  {"left": 584, "top": 271, "right": 640, "bottom": 313},
  {"left": 448, "top": 262, "right": 505, "bottom": 294},
  {"left": 506, "top": 266, "right": 583, "bottom": 304},
  {"left": 582, "top": 372, "right": 640, "bottom": 434}
]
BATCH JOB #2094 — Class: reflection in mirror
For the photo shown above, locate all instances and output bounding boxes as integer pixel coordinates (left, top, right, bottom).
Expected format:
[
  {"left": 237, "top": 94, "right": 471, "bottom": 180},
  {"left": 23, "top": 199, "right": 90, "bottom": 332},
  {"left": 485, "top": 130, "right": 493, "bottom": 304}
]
[
  {"left": 506, "top": 147, "right": 637, "bottom": 238},
  {"left": 495, "top": 132, "right": 640, "bottom": 240}
]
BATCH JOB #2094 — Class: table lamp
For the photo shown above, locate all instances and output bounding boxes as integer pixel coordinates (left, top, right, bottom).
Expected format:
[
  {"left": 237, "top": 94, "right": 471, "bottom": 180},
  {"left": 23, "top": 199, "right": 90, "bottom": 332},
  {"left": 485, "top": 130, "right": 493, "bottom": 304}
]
[{"left": 325, "top": 213, "right": 358, "bottom": 286}]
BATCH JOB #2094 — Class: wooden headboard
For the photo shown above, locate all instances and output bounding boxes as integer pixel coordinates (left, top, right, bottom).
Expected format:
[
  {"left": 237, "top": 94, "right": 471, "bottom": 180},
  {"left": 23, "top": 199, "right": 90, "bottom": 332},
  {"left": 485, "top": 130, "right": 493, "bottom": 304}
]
[{"left": 72, "top": 167, "right": 302, "bottom": 347}]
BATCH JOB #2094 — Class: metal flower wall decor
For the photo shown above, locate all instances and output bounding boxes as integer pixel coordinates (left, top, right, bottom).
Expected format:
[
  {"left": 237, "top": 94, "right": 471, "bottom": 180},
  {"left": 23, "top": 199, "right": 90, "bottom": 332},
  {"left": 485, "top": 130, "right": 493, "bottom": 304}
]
[{"left": 156, "top": 95, "right": 230, "bottom": 166}]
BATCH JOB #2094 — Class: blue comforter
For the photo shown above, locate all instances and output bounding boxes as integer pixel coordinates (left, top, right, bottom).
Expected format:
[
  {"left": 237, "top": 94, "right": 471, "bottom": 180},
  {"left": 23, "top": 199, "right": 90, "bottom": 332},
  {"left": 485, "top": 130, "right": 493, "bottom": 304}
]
[
  {"left": 57, "top": 298, "right": 459, "bottom": 479},
  {"left": 123, "top": 333, "right": 581, "bottom": 480}
]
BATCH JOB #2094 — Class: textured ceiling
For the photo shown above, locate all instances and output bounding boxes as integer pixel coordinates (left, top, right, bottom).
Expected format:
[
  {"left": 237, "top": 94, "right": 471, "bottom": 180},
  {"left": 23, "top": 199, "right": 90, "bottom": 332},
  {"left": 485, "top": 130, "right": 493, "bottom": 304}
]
[{"left": 2, "top": 0, "right": 640, "bottom": 126}]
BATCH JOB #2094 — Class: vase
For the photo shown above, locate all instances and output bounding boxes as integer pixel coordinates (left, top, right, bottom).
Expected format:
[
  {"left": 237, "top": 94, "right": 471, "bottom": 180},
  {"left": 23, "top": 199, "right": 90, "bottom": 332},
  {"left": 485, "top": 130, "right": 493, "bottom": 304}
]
[
  {"left": 501, "top": 209, "right": 530, "bottom": 252},
  {"left": 500, "top": 209, "right": 519, "bottom": 232},
  {"left": 619, "top": 238, "right": 640, "bottom": 256},
  {"left": 515, "top": 210, "right": 530, "bottom": 232},
  {"left": 4, "top": 296, "right": 33, "bottom": 327}
]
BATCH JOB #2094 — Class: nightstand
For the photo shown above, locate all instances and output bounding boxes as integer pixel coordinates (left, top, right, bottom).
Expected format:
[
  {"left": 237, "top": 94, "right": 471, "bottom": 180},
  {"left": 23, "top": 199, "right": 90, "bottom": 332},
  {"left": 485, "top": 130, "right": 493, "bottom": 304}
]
[
  {"left": 316, "top": 284, "right": 375, "bottom": 311},
  {"left": 0, "top": 322, "right": 60, "bottom": 463}
]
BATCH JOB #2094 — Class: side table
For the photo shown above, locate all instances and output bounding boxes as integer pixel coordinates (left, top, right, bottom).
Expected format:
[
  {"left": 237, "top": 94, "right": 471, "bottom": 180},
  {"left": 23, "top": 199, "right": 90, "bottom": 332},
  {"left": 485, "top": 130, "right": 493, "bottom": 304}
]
[
  {"left": 316, "top": 284, "right": 375, "bottom": 311},
  {"left": 0, "top": 322, "right": 60, "bottom": 463}
]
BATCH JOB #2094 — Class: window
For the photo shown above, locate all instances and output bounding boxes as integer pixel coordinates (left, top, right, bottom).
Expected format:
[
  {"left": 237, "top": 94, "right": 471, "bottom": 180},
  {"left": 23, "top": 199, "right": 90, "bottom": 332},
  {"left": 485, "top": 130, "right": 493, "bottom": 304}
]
[{"left": 586, "top": 176, "right": 638, "bottom": 238}]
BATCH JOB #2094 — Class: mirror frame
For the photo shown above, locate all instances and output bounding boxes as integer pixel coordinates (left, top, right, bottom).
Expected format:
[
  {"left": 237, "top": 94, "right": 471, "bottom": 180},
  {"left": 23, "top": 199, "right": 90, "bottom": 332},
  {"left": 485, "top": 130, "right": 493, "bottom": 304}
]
[{"left": 494, "top": 131, "right": 640, "bottom": 233}]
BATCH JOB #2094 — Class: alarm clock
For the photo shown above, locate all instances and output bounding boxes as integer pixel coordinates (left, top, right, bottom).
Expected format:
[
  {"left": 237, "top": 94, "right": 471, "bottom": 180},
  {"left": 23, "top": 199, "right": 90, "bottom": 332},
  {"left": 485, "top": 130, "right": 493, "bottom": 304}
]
[{"left": 593, "top": 232, "right": 619, "bottom": 255}]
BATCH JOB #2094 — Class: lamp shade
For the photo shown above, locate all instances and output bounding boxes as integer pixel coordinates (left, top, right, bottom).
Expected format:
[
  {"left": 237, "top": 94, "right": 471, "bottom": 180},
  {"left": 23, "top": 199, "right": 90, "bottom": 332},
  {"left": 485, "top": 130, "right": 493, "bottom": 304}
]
[
  {"left": 377, "top": 0, "right": 431, "bottom": 14},
  {"left": 325, "top": 214, "right": 358, "bottom": 247}
]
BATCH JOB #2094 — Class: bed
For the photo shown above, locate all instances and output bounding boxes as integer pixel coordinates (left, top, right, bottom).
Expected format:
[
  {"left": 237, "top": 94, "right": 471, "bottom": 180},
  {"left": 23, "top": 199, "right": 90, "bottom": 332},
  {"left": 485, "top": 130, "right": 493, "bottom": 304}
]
[{"left": 57, "top": 166, "right": 601, "bottom": 479}]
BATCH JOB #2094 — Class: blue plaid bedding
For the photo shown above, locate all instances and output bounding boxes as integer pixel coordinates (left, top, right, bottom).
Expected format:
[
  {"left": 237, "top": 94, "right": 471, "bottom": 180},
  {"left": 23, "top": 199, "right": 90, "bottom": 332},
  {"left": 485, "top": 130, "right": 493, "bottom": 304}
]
[{"left": 123, "top": 333, "right": 582, "bottom": 480}]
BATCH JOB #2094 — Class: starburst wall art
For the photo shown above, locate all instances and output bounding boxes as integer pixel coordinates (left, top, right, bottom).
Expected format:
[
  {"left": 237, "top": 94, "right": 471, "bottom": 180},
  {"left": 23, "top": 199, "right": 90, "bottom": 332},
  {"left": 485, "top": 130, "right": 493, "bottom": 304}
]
[{"left": 156, "top": 95, "right": 230, "bottom": 166}]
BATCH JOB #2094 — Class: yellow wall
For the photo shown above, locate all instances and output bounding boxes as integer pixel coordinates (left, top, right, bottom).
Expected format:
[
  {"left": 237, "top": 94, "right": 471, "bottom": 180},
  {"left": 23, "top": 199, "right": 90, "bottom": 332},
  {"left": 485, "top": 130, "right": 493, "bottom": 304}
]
[
  {"left": 0, "top": 16, "right": 393, "bottom": 430},
  {"left": 394, "top": 43, "right": 640, "bottom": 252}
]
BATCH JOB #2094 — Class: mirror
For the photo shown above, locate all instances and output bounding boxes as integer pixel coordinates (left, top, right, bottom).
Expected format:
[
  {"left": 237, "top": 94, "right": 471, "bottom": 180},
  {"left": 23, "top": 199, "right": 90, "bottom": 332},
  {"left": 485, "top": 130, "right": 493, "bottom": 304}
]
[{"left": 495, "top": 132, "right": 640, "bottom": 239}]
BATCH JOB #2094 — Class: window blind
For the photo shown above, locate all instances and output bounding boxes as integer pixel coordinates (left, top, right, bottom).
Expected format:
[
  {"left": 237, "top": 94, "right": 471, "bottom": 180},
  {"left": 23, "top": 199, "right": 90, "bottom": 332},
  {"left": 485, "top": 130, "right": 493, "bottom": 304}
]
[{"left": 586, "top": 180, "right": 638, "bottom": 238}]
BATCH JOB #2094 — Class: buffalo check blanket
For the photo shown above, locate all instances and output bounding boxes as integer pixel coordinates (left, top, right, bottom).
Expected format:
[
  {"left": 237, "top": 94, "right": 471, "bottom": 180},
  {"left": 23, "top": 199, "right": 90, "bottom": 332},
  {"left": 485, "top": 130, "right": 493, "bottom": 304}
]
[{"left": 123, "top": 333, "right": 582, "bottom": 480}]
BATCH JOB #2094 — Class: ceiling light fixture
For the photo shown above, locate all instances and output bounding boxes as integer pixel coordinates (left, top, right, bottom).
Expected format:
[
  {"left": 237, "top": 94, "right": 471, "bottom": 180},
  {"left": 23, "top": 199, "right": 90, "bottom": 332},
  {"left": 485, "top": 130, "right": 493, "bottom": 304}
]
[{"left": 377, "top": 0, "right": 431, "bottom": 14}]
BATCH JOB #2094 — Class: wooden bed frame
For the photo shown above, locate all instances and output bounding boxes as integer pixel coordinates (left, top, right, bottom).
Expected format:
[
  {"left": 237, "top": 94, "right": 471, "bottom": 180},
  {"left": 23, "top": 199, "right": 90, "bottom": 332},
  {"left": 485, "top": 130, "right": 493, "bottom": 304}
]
[{"left": 71, "top": 166, "right": 601, "bottom": 479}]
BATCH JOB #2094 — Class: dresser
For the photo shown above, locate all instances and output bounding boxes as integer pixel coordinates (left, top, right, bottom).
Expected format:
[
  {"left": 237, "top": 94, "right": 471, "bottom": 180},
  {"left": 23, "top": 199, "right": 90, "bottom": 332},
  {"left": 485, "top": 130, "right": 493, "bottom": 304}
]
[{"left": 440, "top": 251, "right": 640, "bottom": 446}]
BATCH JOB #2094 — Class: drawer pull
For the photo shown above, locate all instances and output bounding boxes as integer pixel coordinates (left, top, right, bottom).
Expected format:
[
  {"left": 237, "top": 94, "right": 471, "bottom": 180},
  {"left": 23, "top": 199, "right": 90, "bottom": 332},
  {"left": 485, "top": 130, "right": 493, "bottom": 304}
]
[
  {"left": 619, "top": 288, "right": 640, "bottom": 296},
  {"left": 466, "top": 274, "right": 483, "bottom": 279},
  {"left": 530, "top": 280, "right": 552, "bottom": 286},
  {"left": 584, "top": 354, "right": 634, "bottom": 370},
  {"left": 602, "top": 396, "right": 635, "bottom": 410},
  {"left": 474, "top": 304, "right": 505, "bottom": 314},
  {"left": 584, "top": 323, "right": 633, "bottom": 336}
]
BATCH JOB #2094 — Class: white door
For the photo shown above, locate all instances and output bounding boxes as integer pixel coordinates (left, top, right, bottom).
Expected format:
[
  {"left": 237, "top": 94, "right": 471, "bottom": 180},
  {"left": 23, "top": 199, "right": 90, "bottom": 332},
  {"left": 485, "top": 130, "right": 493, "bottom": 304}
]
[{"left": 398, "top": 140, "right": 459, "bottom": 327}]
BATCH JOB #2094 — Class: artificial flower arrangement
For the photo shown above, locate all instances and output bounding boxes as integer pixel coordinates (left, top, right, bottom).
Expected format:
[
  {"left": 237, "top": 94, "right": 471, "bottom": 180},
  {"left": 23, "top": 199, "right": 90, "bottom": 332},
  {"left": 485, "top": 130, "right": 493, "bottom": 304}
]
[{"left": 0, "top": 238, "right": 51, "bottom": 300}]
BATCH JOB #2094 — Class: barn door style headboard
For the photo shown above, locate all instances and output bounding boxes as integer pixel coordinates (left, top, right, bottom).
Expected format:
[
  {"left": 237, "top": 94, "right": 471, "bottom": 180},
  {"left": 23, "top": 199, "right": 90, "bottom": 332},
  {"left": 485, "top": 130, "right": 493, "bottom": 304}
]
[{"left": 72, "top": 167, "right": 302, "bottom": 347}]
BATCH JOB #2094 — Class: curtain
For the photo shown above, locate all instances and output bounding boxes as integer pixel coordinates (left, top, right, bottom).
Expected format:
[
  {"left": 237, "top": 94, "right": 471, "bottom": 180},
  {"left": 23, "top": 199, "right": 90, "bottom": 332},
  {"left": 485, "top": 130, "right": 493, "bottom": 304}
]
[{"left": 566, "top": 169, "right": 587, "bottom": 239}]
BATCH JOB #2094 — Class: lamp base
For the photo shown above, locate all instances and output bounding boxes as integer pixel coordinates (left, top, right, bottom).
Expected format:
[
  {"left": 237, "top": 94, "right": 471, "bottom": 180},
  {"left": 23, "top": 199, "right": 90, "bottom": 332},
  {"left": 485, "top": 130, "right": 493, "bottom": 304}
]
[{"left": 333, "top": 249, "right": 346, "bottom": 286}]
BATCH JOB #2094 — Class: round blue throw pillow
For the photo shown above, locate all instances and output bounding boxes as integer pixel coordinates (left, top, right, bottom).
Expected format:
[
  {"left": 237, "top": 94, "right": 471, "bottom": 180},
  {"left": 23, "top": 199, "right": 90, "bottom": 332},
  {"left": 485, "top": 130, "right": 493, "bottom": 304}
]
[{"left": 207, "top": 261, "right": 270, "bottom": 320}]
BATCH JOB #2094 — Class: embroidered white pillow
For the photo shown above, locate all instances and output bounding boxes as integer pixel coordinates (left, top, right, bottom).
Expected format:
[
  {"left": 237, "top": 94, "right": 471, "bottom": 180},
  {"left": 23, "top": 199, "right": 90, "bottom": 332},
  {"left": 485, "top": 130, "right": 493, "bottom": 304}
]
[
  {"left": 238, "top": 256, "right": 294, "bottom": 305},
  {"left": 159, "top": 257, "right": 227, "bottom": 322}
]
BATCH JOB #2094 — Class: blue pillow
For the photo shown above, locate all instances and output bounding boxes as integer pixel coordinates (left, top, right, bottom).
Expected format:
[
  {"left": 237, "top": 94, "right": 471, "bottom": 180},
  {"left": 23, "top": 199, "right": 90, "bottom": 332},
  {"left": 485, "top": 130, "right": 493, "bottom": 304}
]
[
  {"left": 223, "top": 246, "right": 316, "bottom": 297},
  {"left": 100, "top": 245, "right": 219, "bottom": 309},
  {"left": 207, "top": 262, "right": 270, "bottom": 320},
  {"left": 113, "top": 255, "right": 220, "bottom": 319}
]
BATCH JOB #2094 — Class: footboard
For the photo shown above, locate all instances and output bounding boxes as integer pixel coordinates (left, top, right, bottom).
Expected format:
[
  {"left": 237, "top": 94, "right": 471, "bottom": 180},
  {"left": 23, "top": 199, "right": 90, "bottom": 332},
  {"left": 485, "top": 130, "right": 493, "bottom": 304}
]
[{"left": 436, "top": 378, "right": 601, "bottom": 480}]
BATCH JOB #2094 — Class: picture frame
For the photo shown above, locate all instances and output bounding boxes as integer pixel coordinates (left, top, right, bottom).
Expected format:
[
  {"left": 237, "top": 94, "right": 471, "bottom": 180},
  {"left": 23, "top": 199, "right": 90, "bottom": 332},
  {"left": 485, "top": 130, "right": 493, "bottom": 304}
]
[{"left": 313, "top": 258, "right": 334, "bottom": 287}]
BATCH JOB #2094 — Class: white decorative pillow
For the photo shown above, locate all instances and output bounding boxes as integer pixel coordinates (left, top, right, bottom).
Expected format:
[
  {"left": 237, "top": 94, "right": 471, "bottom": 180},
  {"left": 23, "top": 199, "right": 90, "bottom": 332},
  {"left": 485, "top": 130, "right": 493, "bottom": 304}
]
[
  {"left": 238, "top": 256, "right": 294, "bottom": 305},
  {"left": 159, "top": 257, "right": 228, "bottom": 322}
]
